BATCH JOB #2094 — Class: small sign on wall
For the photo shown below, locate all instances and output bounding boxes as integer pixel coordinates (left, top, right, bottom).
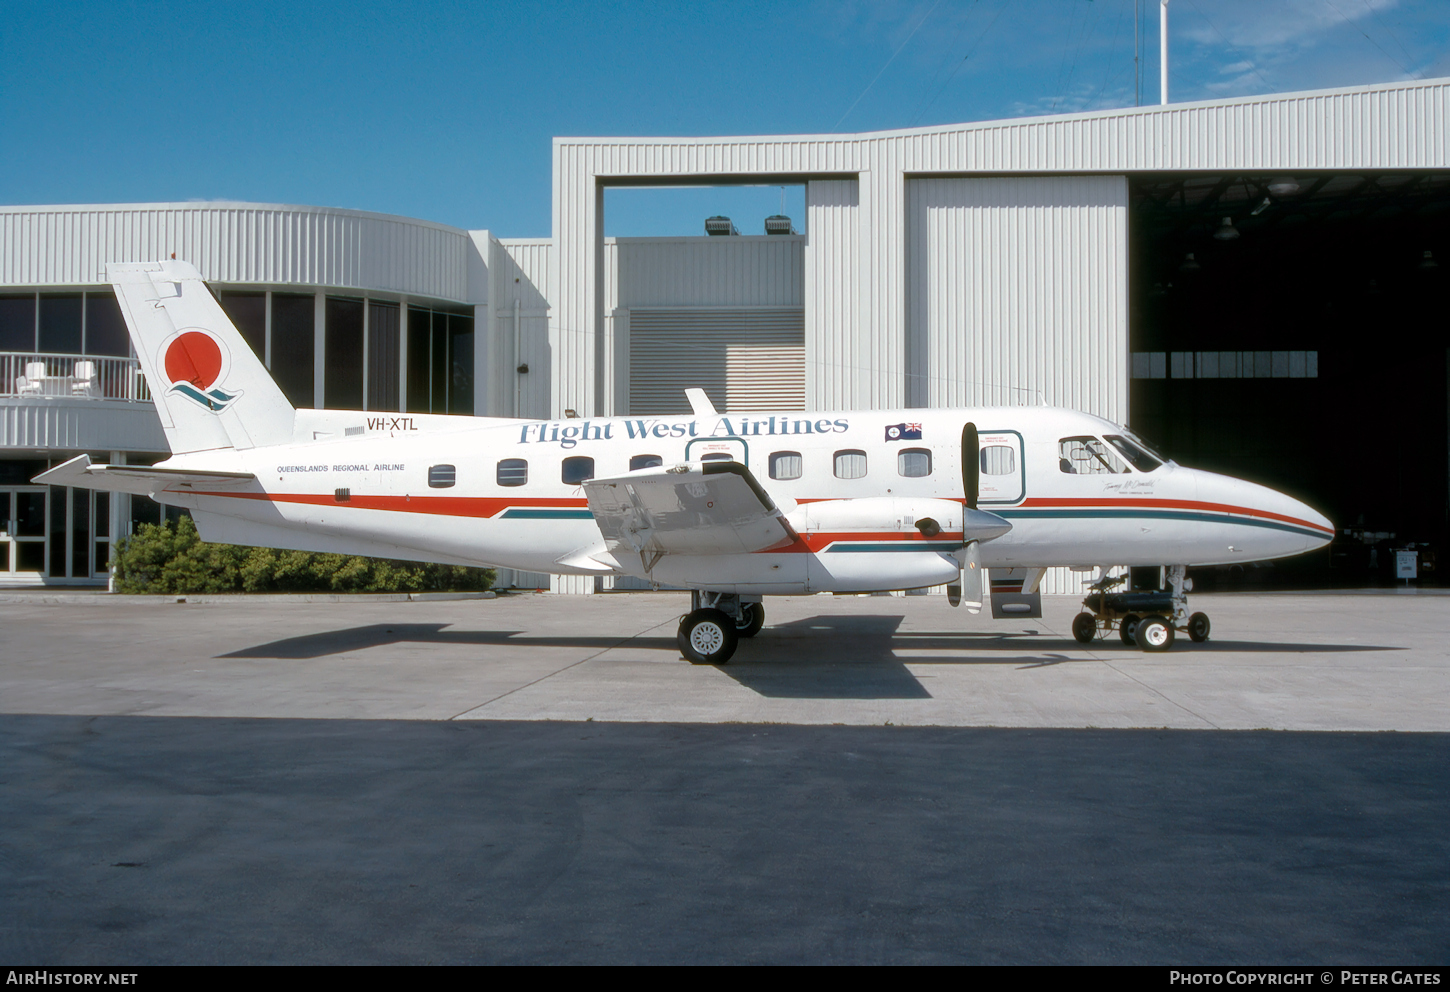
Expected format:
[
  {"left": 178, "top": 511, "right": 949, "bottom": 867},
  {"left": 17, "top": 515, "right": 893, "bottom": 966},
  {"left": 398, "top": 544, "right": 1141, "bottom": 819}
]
[{"left": 1395, "top": 550, "right": 1418, "bottom": 581}]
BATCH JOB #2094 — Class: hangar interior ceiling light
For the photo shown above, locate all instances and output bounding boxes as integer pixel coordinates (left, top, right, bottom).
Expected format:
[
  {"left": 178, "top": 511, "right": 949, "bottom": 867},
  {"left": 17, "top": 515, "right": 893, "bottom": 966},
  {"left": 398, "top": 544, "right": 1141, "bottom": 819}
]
[
  {"left": 1214, "top": 217, "right": 1240, "bottom": 241},
  {"left": 1267, "top": 178, "right": 1301, "bottom": 197},
  {"left": 1179, "top": 253, "right": 1201, "bottom": 272},
  {"left": 1420, "top": 250, "right": 1439, "bottom": 270}
]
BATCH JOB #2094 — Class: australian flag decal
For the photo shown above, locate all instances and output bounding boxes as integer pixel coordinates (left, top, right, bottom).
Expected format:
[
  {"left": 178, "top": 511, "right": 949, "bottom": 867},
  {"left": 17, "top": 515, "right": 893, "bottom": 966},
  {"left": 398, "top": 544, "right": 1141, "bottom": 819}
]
[{"left": 885, "top": 422, "right": 923, "bottom": 441}]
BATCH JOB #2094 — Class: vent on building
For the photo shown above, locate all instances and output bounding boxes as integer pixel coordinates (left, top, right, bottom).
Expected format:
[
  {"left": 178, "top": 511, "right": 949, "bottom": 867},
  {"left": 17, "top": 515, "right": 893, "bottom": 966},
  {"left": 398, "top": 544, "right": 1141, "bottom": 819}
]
[
  {"left": 628, "top": 307, "right": 805, "bottom": 415},
  {"left": 764, "top": 215, "right": 796, "bottom": 235},
  {"left": 704, "top": 215, "right": 738, "bottom": 236}
]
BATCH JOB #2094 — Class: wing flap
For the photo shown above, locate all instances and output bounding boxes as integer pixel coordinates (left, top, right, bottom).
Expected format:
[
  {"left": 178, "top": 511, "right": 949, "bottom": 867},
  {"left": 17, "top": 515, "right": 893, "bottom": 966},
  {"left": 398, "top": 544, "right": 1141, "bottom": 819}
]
[
  {"left": 583, "top": 461, "right": 795, "bottom": 564},
  {"left": 33, "top": 454, "right": 256, "bottom": 496}
]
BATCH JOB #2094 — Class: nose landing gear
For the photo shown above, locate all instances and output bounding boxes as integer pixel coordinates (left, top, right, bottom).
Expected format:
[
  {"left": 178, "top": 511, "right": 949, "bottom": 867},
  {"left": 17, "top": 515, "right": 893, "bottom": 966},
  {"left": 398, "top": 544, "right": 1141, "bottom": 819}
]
[{"left": 1070, "top": 565, "right": 1209, "bottom": 652}]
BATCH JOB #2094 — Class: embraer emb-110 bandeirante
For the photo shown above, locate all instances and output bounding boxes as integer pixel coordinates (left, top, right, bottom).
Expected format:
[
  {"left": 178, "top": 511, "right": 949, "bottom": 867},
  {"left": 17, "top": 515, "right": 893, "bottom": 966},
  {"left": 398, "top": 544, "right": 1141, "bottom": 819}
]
[{"left": 40, "top": 261, "right": 1335, "bottom": 664}]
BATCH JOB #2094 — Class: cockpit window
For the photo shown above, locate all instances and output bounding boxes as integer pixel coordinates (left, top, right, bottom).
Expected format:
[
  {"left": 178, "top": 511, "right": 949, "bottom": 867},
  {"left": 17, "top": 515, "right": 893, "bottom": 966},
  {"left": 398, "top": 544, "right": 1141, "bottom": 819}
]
[
  {"left": 1104, "top": 435, "right": 1162, "bottom": 472},
  {"left": 1058, "top": 437, "right": 1128, "bottom": 475}
]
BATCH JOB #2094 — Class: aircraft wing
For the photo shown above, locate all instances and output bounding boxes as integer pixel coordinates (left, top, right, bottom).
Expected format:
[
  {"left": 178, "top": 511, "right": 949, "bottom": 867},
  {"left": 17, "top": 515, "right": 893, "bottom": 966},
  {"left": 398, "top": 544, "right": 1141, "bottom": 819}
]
[
  {"left": 34, "top": 454, "right": 256, "bottom": 496},
  {"left": 582, "top": 461, "right": 796, "bottom": 565}
]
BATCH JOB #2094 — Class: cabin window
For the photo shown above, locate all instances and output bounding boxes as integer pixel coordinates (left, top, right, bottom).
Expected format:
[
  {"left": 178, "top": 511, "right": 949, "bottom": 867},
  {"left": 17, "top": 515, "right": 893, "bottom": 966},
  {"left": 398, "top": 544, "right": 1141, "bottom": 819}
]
[
  {"left": 834, "top": 450, "right": 868, "bottom": 480},
  {"left": 561, "top": 456, "right": 595, "bottom": 485},
  {"left": 770, "top": 451, "right": 803, "bottom": 480},
  {"left": 898, "top": 448, "right": 931, "bottom": 478},
  {"left": 1058, "top": 437, "right": 1127, "bottom": 475},
  {"left": 497, "top": 458, "right": 528, "bottom": 487},
  {"left": 1104, "top": 435, "right": 1163, "bottom": 472},
  {"left": 428, "top": 464, "right": 456, "bottom": 488},
  {"left": 980, "top": 446, "right": 1016, "bottom": 476},
  {"left": 630, "top": 454, "right": 663, "bottom": 471}
]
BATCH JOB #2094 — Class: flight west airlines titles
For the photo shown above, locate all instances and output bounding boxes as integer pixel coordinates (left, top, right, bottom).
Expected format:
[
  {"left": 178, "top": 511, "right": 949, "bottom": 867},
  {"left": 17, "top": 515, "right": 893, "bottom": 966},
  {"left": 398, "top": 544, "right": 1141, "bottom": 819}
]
[
  {"left": 516, "top": 416, "right": 853, "bottom": 447},
  {"left": 37, "top": 260, "right": 1335, "bottom": 665}
]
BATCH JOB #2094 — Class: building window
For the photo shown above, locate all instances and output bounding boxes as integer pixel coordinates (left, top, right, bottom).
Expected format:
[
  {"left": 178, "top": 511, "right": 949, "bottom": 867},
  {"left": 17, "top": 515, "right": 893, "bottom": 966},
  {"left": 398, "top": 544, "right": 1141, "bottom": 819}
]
[
  {"left": 770, "top": 452, "right": 803, "bottom": 480},
  {"left": 834, "top": 450, "right": 867, "bottom": 480},
  {"left": 408, "top": 307, "right": 474, "bottom": 416},
  {"left": 428, "top": 464, "right": 456, "bottom": 488},
  {"left": 630, "top": 454, "right": 662, "bottom": 471},
  {"left": 367, "top": 301, "right": 400, "bottom": 411},
  {"left": 980, "top": 446, "right": 1015, "bottom": 476},
  {"left": 0, "top": 295, "right": 36, "bottom": 351},
  {"left": 562, "top": 457, "right": 595, "bottom": 485},
  {"left": 497, "top": 459, "right": 528, "bottom": 487},
  {"left": 38, "top": 295, "right": 82, "bottom": 354},
  {"left": 898, "top": 448, "right": 931, "bottom": 478},
  {"left": 325, "top": 297, "right": 364, "bottom": 411},
  {"left": 84, "top": 293, "right": 130, "bottom": 357},
  {"left": 271, "top": 292, "right": 316, "bottom": 408},
  {"left": 1134, "top": 350, "right": 1318, "bottom": 379},
  {"left": 218, "top": 292, "right": 266, "bottom": 360}
]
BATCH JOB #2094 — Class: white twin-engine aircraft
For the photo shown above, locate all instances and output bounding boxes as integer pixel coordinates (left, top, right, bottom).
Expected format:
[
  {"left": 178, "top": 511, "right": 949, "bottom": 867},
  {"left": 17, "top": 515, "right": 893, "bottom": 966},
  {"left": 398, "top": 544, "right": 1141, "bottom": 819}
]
[{"left": 41, "top": 261, "right": 1334, "bottom": 664}]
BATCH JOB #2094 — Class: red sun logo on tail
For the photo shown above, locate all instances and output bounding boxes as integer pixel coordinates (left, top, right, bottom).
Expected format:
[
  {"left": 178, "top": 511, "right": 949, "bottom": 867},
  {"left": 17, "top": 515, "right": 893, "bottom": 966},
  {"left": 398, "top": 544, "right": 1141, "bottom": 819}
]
[
  {"left": 161, "top": 330, "right": 240, "bottom": 411},
  {"left": 164, "top": 331, "right": 223, "bottom": 389}
]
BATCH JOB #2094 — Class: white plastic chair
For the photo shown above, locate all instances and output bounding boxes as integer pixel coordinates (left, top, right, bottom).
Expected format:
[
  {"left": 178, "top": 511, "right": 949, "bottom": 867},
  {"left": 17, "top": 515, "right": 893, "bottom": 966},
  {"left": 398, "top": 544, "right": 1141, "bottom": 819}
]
[
  {"left": 17, "top": 362, "right": 46, "bottom": 395},
  {"left": 71, "top": 360, "right": 98, "bottom": 396}
]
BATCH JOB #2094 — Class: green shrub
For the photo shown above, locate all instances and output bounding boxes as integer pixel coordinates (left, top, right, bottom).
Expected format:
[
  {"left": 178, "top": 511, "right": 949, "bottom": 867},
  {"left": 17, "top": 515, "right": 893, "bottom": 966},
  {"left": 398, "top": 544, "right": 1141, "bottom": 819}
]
[{"left": 112, "top": 516, "right": 495, "bottom": 594}]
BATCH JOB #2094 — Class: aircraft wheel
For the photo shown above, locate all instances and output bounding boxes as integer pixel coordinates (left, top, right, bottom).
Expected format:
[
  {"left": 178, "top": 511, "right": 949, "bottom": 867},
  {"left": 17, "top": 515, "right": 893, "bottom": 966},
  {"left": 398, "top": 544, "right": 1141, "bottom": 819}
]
[
  {"left": 735, "top": 602, "right": 765, "bottom": 638},
  {"left": 1187, "top": 612, "right": 1211, "bottom": 643},
  {"left": 678, "top": 609, "right": 739, "bottom": 665},
  {"left": 1119, "top": 614, "right": 1141, "bottom": 645},
  {"left": 1071, "top": 613, "right": 1097, "bottom": 644},
  {"left": 1135, "top": 615, "right": 1175, "bottom": 652}
]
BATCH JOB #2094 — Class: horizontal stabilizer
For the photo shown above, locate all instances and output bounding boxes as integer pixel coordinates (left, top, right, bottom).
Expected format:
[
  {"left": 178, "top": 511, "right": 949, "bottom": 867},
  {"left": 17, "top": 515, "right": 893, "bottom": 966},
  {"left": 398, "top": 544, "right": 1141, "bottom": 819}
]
[
  {"left": 583, "top": 461, "right": 794, "bottom": 571},
  {"left": 34, "top": 454, "right": 255, "bottom": 496}
]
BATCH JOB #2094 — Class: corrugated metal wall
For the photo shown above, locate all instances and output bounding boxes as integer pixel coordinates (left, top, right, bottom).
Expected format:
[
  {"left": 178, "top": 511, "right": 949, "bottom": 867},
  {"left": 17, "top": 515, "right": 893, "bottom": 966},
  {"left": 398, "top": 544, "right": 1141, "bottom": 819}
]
[
  {"left": 627, "top": 308, "right": 804, "bottom": 415},
  {"left": 804, "top": 180, "right": 861, "bottom": 411},
  {"left": 482, "top": 238, "right": 554, "bottom": 420},
  {"left": 551, "top": 78, "right": 1448, "bottom": 429},
  {"left": 609, "top": 237, "right": 803, "bottom": 309},
  {"left": 905, "top": 176, "right": 1128, "bottom": 422},
  {"left": 0, "top": 204, "right": 471, "bottom": 301}
]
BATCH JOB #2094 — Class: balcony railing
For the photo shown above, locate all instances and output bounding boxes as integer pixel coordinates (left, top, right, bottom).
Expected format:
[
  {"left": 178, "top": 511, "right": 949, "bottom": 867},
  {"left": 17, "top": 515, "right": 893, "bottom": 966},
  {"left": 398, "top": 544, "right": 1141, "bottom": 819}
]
[{"left": 1, "top": 352, "right": 151, "bottom": 402}]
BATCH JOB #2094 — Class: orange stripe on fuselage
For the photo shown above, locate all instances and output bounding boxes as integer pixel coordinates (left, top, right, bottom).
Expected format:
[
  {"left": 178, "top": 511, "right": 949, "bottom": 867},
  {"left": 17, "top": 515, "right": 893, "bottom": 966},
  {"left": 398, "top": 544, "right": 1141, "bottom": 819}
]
[{"left": 1015, "top": 497, "right": 1333, "bottom": 535}]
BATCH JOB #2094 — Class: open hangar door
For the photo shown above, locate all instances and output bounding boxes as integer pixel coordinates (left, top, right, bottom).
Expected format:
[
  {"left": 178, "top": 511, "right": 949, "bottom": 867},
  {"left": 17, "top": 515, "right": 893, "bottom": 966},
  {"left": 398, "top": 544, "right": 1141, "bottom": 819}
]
[{"left": 1128, "top": 172, "right": 1450, "bottom": 587}]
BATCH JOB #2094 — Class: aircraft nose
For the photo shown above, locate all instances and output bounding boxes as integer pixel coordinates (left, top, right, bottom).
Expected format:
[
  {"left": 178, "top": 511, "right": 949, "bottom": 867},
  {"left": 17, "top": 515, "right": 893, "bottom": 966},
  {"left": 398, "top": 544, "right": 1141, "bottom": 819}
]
[{"left": 1185, "top": 468, "right": 1335, "bottom": 559}]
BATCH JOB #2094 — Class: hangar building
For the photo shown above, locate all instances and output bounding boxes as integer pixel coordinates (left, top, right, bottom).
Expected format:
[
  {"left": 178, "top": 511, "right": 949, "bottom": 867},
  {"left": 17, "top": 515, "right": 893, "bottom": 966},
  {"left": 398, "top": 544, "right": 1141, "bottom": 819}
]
[{"left": 1, "top": 77, "right": 1446, "bottom": 591}]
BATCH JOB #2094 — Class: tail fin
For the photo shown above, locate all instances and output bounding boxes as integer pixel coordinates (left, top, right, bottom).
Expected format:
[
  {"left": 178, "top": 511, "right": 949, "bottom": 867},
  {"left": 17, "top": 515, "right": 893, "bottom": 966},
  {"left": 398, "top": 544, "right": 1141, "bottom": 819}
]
[{"left": 109, "top": 260, "right": 295, "bottom": 453}]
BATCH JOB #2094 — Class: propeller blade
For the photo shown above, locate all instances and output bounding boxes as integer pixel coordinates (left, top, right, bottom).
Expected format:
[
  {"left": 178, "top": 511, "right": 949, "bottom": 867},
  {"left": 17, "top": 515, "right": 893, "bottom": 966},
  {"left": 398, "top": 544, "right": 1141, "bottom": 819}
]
[
  {"left": 962, "top": 422, "right": 979, "bottom": 511},
  {"left": 959, "top": 540, "right": 984, "bottom": 614}
]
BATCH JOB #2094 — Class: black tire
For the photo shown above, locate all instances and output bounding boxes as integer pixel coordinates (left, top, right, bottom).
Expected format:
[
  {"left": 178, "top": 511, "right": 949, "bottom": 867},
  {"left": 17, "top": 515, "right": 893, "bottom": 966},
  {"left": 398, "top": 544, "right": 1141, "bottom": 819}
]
[
  {"left": 1119, "top": 614, "right": 1141, "bottom": 645},
  {"left": 735, "top": 602, "right": 765, "bottom": 638},
  {"left": 1135, "top": 615, "right": 1175, "bottom": 652},
  {"left": 678, "top": 609, "right": 739, "bottom": 665},
  {"left": 1071, "top": 613, "right": 1097, "bottom": 644},
  {"left": 1187, "top": 612, "right": 1211, "bottom": 642}
]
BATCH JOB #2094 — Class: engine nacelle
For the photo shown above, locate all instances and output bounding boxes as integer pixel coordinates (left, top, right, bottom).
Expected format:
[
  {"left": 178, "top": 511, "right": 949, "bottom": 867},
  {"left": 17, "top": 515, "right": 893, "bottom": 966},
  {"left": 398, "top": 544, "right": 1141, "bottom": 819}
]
[{"left": 785, "top": 497, "right": 964, "bottom": 537}]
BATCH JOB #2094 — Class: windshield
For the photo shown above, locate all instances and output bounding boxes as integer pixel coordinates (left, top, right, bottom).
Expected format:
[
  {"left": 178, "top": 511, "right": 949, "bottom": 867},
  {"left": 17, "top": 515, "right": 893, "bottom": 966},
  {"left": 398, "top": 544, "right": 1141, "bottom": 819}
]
[{"left": 1104, "top": 434, "right": 1163, "bottom": 472}]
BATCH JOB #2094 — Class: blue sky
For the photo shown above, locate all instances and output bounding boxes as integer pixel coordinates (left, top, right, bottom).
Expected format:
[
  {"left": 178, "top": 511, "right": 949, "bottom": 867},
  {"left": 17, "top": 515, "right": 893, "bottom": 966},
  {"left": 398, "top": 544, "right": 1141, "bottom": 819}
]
[{"left": 2, "top": 0, "right": 1445, "bottom": 237}]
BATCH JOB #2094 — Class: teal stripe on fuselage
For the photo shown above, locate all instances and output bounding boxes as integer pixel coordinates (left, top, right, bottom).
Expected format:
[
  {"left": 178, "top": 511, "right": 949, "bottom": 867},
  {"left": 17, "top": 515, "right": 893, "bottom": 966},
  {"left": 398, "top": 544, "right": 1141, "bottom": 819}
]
[
  {"left": 498, "top": 508, "right": 594, "bottom": 520},
  {"left": 996, "top": 508, "right": 1327, "bottom": 540}
]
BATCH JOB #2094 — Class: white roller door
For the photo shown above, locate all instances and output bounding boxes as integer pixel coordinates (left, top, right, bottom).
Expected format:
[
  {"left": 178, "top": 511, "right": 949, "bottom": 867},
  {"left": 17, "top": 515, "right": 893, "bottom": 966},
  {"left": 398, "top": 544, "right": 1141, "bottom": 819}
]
[{"left": 628, "top": 307, "right": 804, "bottom": 415}]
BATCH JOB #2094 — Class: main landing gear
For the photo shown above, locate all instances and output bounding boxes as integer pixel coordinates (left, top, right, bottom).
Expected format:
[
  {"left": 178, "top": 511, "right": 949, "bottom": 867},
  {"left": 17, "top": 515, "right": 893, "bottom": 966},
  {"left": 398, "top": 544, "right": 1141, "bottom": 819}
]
[
  {"left": 1070, "top": 565, "right": 1211, "bottom": 652},
  {"left": 678, "top": 592, "right": 764, "bottom": 665}
]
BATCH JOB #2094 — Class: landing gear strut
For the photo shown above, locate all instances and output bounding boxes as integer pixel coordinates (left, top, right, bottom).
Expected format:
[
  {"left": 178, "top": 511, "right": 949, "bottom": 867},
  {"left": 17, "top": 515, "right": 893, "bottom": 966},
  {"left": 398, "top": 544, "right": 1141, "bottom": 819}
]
[
  {"left": 1070, "top": 565, "right": 1209, "bottom": 652},
  {"left": 679, "top": 592, "right": 763, "bottom": 664}
]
